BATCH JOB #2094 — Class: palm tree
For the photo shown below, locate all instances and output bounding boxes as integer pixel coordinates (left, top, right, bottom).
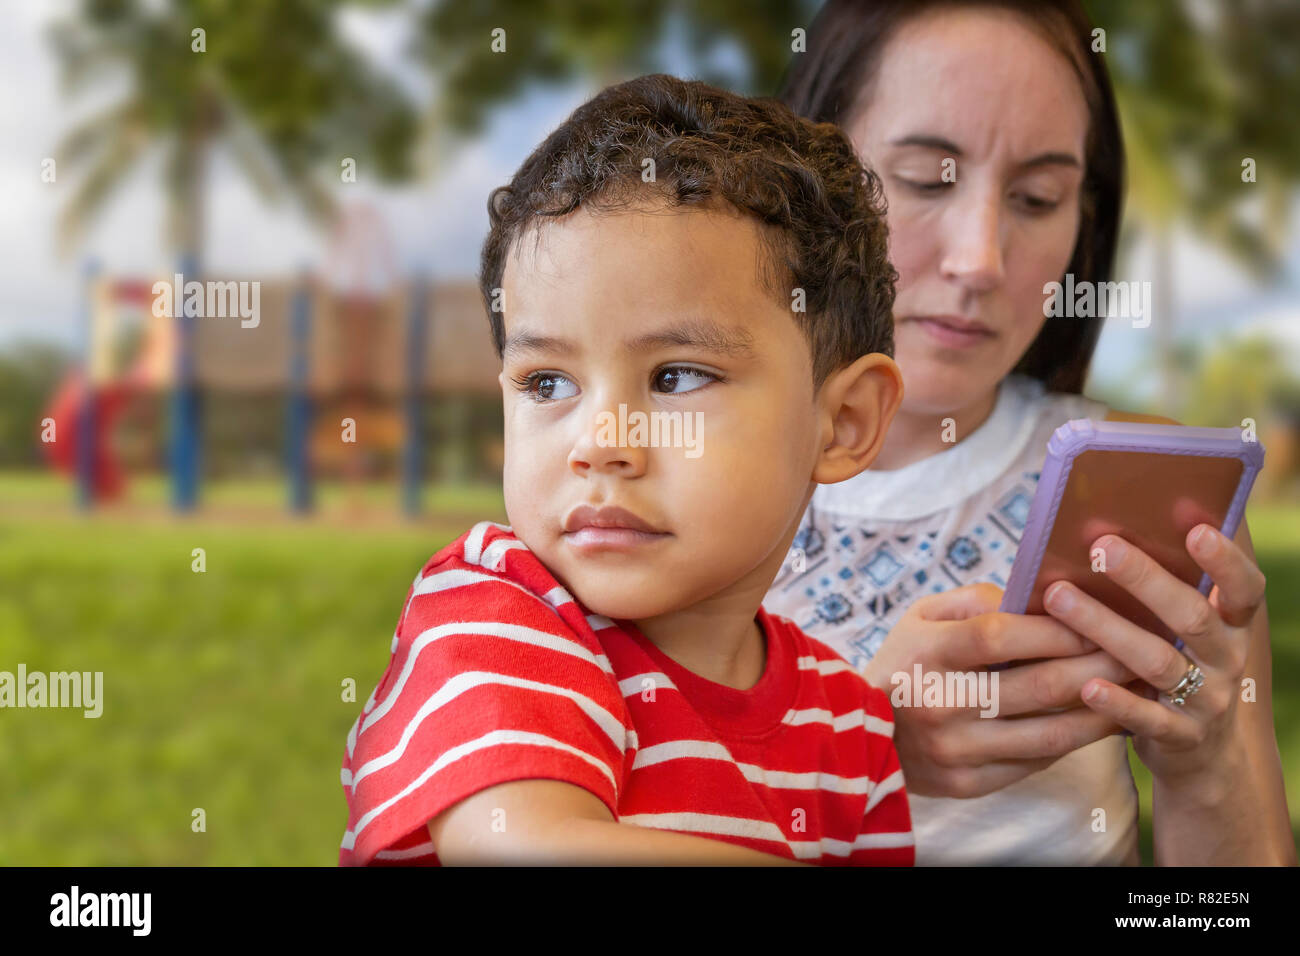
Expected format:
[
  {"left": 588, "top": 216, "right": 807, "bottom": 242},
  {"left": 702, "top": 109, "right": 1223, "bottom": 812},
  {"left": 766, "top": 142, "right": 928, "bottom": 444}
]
[
  {"left": 414, "top": 0, "right": 810, "bottom": 146},
  {"left": 49, "top": 0, "right": 419, "bottom": 510},
  {"left": 1087, "top": 0, "right": 1300, "bottom": 412},
  {"left": 50, "top": 0, "right": 418, "bottom": 265}
]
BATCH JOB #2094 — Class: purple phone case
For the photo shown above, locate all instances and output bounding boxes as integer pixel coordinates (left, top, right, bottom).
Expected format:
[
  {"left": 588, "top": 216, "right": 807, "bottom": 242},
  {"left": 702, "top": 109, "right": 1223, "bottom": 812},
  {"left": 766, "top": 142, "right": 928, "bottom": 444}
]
[{"left": 999, "top": 419, "right": 1265, "bottom": 655}]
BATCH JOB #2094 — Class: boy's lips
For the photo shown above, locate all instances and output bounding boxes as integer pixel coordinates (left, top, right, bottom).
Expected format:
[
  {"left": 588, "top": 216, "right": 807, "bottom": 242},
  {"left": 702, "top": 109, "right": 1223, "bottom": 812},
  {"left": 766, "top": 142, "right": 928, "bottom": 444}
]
[{"left": 562, "top": 505, "right": 671, "bottom": 552}]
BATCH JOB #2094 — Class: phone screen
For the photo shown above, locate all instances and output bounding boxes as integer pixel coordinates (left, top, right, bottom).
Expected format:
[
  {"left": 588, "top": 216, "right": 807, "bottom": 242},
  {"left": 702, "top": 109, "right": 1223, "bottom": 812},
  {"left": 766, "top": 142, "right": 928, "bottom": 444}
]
[{"left": 1025, "top": 448, "right": 1244, "bottom": 640}]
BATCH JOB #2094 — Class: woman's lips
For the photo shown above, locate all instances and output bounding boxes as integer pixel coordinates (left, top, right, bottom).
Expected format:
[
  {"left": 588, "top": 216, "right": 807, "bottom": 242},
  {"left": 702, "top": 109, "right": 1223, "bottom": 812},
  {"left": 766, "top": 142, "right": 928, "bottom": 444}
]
[{"left": 908, "top": 316, "right": 995, "bottom": 349}]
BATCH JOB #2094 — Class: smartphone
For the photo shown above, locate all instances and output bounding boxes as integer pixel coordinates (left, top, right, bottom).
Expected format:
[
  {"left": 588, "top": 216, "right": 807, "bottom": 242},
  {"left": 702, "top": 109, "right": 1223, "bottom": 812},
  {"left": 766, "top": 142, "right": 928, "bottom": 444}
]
[{"left": 999, "top": 419, "right": 1265, "bottom": 655}]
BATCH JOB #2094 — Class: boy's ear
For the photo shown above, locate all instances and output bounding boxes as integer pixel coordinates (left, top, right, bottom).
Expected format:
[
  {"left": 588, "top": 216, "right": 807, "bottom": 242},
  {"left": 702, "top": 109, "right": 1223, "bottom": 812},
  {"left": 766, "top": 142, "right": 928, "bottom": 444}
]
[{"left": 812, "top": 352, "right": 903, "bottom": 485}]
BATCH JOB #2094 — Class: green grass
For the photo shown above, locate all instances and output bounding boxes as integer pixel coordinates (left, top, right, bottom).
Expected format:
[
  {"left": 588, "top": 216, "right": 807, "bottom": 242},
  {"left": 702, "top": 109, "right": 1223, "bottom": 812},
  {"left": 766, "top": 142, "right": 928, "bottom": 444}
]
[
  {"left": 0, "top": 472, "right": 1295, "bottom": 864},
  {"left": 0, "top": 472, "right": 504, "bottom": 865},
  {"left": 0, "top": 468, "right": 507, "bottom": 516}
]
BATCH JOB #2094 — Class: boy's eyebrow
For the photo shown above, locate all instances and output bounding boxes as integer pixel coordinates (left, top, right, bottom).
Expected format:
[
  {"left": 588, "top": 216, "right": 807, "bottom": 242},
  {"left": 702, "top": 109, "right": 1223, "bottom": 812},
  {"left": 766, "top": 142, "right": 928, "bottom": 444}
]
[
  {"left": 503, "top": 319, "right": 756, "bottom": 360},
  {"left": 624, "top": 319, "right": 756, "bottom": 358},
  {"left": 502, "top": 329, "right": 578, "bottom": 359},
  {"left": 888, "top": 133, "right": 1081, "bottom": 170}
]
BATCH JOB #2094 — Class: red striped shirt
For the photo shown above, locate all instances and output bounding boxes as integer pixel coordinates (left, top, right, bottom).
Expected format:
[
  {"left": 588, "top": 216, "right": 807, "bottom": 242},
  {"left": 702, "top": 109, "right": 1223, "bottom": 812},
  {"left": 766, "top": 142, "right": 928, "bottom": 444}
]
[{"left": 339, "top": 521, "right": 914, "bottom": 865}]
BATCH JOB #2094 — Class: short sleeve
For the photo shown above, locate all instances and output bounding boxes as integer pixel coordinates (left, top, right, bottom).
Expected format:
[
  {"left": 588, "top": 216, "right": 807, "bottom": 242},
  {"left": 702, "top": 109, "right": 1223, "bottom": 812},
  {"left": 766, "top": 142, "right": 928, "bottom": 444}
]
[
  {"left": 855, "top": 685, "right": 915, "bottom": 865},
  {"left": 339, "top": 557, "right": 631, "bottom": 866}
]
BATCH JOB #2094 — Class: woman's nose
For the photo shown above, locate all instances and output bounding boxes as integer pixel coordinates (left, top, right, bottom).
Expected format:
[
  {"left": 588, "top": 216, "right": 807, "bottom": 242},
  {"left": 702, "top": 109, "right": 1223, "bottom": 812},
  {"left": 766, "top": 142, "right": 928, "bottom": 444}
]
[{"left": 939, "top": 190, "right": 1006, "bottom": 292}]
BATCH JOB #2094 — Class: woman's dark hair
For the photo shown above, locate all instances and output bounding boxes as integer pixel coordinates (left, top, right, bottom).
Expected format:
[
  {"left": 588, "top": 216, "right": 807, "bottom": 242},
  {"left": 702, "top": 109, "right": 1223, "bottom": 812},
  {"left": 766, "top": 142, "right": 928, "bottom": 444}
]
[
  {"left": 480, "top": 73, "right": 897, "bottom": 390},
  {"left": 778, "top": 0, "right": 1124, "bottom": 395}
]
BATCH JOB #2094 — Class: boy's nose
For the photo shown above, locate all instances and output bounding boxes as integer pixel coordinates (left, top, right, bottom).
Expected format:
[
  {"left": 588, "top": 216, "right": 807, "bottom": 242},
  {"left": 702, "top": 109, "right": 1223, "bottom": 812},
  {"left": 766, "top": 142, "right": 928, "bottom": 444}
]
[{"left": 568, "top": 405, "right": 649, "bottom": 478}]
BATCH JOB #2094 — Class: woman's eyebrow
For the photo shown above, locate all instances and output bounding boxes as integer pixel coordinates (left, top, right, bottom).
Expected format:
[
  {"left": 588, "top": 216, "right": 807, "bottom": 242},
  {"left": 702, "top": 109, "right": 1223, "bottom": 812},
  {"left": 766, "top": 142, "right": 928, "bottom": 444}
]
[
  {"left": 888, "top": 133, "right": 1081, "bottom": 169},
  {"left": 1019, "top": 151, "right": 1081, "bottom": 170},
  {"left": 889, "top": 133, "right": 963, "bottom": 154}
]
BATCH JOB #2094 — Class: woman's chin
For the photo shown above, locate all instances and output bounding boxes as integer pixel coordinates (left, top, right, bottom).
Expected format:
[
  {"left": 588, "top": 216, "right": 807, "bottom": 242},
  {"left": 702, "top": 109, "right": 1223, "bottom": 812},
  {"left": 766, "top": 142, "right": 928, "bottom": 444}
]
[{"left": 898, "top": 359, "right": 1006, "bottom": 414}]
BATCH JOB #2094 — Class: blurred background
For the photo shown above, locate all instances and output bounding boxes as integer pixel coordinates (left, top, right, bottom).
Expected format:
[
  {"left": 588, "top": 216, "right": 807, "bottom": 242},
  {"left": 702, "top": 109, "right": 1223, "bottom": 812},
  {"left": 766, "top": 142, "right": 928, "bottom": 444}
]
[{"left": 0, "top": 0, "right": 1296, "bottom": 864}]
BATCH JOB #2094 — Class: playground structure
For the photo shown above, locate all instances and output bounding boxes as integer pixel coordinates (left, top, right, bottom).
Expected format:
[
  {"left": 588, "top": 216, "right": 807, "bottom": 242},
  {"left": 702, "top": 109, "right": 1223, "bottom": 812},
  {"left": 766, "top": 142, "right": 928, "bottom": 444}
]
[{"left": 46, "top": 230, "right": 502, "bottom": 515}]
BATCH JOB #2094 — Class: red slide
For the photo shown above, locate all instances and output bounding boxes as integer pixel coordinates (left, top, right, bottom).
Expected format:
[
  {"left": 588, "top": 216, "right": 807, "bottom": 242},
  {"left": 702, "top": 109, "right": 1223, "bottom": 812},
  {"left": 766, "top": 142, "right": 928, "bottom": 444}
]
[{"left": 43, "top": 370, "right": 136, "bottom": 501}]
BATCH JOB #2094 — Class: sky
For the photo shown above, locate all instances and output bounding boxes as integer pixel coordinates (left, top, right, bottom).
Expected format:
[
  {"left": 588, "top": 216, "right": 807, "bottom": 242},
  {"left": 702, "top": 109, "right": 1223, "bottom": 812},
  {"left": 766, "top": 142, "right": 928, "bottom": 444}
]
[{"left": 2, "top": 0, "right": 1298, "bottom": 400}]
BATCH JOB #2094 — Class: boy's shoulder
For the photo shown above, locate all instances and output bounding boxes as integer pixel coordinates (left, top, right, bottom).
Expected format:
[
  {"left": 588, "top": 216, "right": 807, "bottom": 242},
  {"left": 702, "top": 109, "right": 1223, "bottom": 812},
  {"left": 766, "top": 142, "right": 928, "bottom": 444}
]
[
  {"left": 398, "top": 520, "right": 606, "bottom": 656},
  {"left": 419, "top": 521, "right": 537, "bottom": 584},
  {"left": 368, "top": 520, "right": 626, "bottom": 735},
  {"left": 411, "top": 521, "right": 564, "bottom": 612}
]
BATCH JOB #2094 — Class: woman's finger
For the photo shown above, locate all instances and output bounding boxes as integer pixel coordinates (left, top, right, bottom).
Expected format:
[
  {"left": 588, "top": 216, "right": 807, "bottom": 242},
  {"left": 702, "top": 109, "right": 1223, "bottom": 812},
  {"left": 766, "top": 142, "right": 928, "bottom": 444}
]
[
  {"left": 1081, "top": 677, "right": 1202, "bottom": 744},
  {"left": 947, "top": 706, "right": 1124, "bottom": 763},
  {"left": 1044, "top": 578, "right": 1197, "bottom": 694},
  {"left": 1185, "top": 524, "right": 1267, "bottom": 629},
  {"left": 935, "top": 609, "right": 1096, "bottom": 670},
  {"left": 1090, "top": 534, "right": 1227, "bottom": 667},
  {"left": 995, "top": 650, "right": 1137, "bottom": 716},
  {"left": 915, "top": 756, "right": 1110, "bottom": 800}
]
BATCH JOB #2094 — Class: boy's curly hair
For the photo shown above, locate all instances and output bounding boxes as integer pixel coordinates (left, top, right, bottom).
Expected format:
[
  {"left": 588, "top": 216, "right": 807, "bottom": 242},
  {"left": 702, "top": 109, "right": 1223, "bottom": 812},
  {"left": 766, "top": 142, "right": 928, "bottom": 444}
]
[{"left": 479, "top": 73, "right": 895, "bottom": 389}]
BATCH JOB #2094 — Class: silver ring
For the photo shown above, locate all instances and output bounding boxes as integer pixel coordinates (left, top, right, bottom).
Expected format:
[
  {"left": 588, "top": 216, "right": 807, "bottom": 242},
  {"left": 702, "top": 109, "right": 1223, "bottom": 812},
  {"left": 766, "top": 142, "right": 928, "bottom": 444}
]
[{"left": 1162, "top": 661, "right": 1204, "bottom": 707}]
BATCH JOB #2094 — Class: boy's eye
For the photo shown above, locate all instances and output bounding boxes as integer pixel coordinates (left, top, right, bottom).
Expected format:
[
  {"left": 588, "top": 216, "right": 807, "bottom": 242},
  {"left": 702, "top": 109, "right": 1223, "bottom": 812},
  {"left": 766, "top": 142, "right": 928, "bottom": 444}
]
[
  {"left": 512, "top": 371, "right": 578, "bottom": 402},
  {"left": 653, "top": 365, "right": 719, "bottom": 394}
]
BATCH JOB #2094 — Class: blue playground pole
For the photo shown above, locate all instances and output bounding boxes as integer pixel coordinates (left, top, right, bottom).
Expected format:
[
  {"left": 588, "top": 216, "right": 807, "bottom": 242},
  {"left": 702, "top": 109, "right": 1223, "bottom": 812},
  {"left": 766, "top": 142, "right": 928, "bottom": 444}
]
[
  {"left": 402, "top": 272, "right": 429, "bottom": 517},
  {"left": 169, "top": 253, "right": 201, "bottom": 511},
  {"left": 76, "top": 258, "right": 100, "bottom": 511},
  {"left": 287, "top": 271, "right": 314, "bottom": 513}
]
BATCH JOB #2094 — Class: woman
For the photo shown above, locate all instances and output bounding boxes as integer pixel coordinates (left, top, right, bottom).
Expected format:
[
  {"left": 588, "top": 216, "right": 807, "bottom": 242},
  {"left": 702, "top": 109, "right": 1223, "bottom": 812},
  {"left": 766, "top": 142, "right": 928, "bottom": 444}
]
[{"left": 764, "top": 0, "right": 1294, "bottom": 864}]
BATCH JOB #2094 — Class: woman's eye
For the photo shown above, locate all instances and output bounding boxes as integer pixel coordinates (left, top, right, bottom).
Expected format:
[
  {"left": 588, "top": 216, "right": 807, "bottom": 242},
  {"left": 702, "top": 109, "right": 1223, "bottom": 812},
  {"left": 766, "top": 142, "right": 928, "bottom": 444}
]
[
  {"left": 1011, "top": 191, "right": 1060, "bottom": 213},
  {"left": 512, "top": 371, "right": 578, "bottom": 402},
  {"left": 653, "top": 365, "right": 718, "bottom": 395},
  {"left": 900, "top": 178, "right": 949, "bottom": 195}
]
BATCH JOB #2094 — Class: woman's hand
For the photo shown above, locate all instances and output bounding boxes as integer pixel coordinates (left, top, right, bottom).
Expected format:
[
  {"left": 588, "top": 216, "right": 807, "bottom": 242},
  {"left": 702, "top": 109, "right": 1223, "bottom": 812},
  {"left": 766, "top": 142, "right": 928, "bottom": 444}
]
[
  {"left": 1040, "top": 521, "right": 1296, "bottom": 865},
  {"left": 862, "top": 581, "right": 1138, "bottom": 799},
  {"left": 1040, "top": 524, "right": 1265, "bottom": 793}
]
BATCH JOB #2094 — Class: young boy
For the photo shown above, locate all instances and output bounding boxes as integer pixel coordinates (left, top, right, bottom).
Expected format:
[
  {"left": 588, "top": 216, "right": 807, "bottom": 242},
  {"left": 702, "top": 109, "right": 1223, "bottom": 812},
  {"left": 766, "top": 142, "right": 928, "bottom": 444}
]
[{"left": 339, "top": 73, "right": 909, "bottom": 866}]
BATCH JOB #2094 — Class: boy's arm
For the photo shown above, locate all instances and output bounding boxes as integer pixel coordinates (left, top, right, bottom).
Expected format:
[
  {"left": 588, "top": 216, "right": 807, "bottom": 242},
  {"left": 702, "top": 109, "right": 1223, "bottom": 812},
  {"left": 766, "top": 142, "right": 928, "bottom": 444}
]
[{"left": 429, "top": 779, "right": 810, "bottom": 866}]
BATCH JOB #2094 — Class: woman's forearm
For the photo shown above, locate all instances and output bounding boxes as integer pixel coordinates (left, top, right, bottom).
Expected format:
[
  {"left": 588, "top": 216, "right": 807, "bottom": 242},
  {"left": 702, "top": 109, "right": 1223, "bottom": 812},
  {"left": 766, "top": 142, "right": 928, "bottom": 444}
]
[{"left": 1152, "top": 724, "right": 1296, "bottom": 866}]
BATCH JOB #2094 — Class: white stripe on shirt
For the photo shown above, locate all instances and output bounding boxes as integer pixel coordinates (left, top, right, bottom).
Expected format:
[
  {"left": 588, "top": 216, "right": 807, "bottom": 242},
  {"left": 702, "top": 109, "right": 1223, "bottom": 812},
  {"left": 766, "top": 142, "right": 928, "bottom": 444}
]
[
  {"left": 617, "top": 671, "right": 679, "bottom": 698},
  {"left": 791, "top": 829, "right": 916, "bottom": 859},
  {"left": 796, "top": 654, "right": 859, "bottom": 677},
  {"left": 344, "top": 727, "right": 619, "bottom": 848},
  {"left": 783, "top": 706, "right": 894, "bottom": 738},
  {"left": 462, "top": 521, "right": 510, "bottom": 566},
  {"left": 630, "top": 739, "right": 876, "bottom": 795},
  {"left": 353, "top": 670, "right": 629, "bottom": 788},
  {"left": 864, "top": 768, "right": 906, "bottom": 814},
  {"left": 362, "top": 619, "right": 616, "bottom": 736}
]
